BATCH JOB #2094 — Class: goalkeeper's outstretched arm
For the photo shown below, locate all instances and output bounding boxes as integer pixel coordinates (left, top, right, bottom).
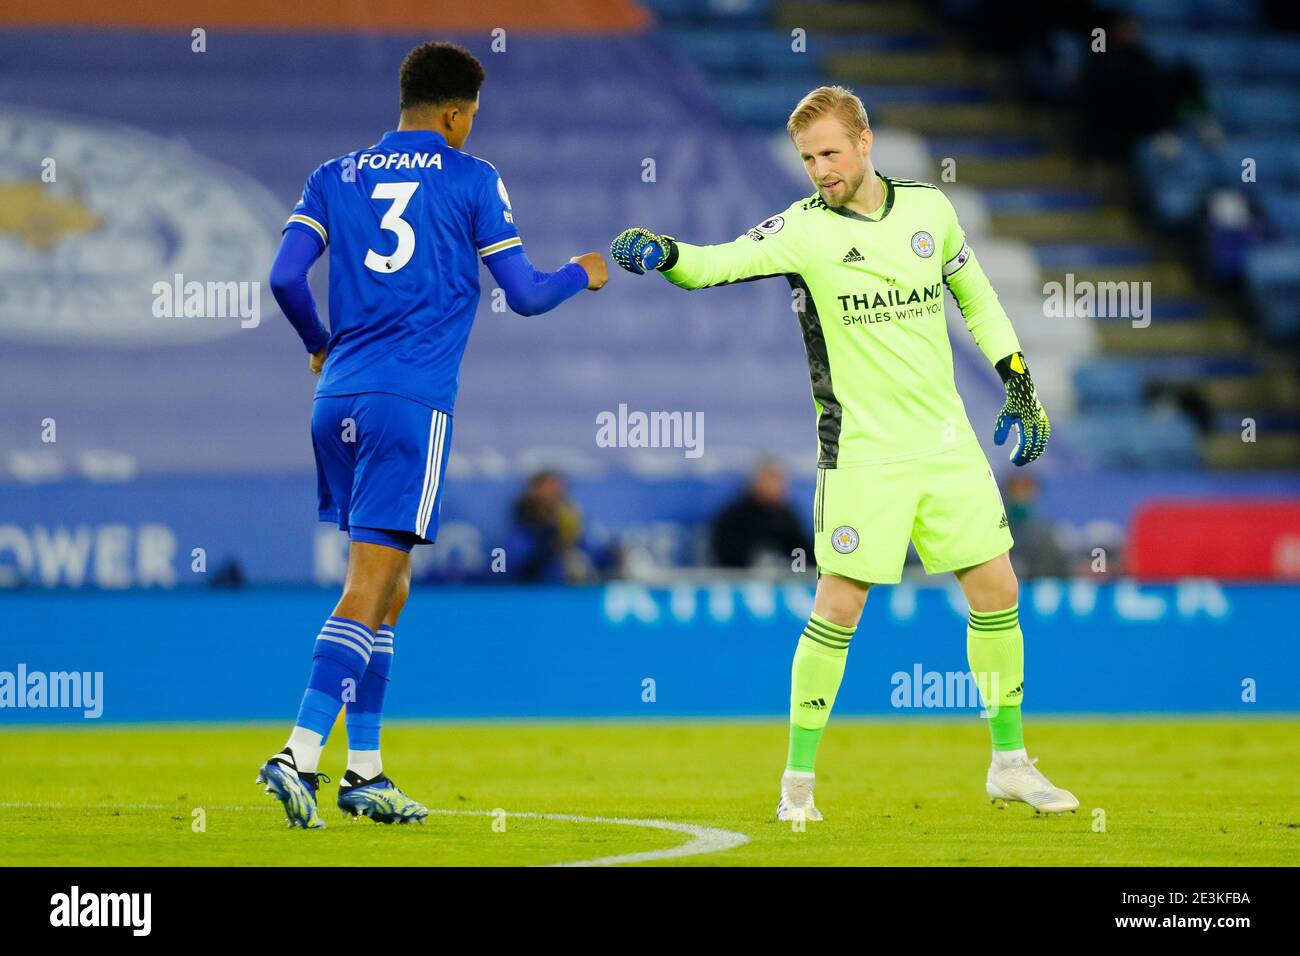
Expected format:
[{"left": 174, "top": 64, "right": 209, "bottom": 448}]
[{"left": 610, "top": 218, "right": 801, "bottom": 289}]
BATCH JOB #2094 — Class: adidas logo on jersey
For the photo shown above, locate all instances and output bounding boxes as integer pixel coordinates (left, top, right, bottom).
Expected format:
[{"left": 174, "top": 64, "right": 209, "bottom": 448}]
[
  {"left": 998, "top": 513, "right": 1009, "bottom": 529},
  {"left": 842, "top": 247, "right": 864, "bottom": 263}
]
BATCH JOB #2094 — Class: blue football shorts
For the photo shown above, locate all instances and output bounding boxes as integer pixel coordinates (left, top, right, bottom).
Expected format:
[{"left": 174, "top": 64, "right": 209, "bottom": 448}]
[{"left": 312, "top": 392, "right": 453, "bottom": 549}]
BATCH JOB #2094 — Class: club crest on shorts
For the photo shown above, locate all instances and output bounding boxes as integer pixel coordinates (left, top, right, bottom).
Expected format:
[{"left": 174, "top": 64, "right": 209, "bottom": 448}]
[
  {"left": 831, "top": 525, "right": 859, "bottom": 554},
  {"left": 911, "top": 231, "right": 935, "bottom": 258}
]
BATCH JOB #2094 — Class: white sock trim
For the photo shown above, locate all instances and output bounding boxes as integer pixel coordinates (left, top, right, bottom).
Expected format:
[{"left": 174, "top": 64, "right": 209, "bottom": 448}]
[
  {"left": 992, "top": 747, "right": 1029, "bottom": 767},
  {"left": 347, "top": 749, "right": 383, "bottom": 779},
  {"left": 286, "top": 726, "right": 324, "bottom": 773}
]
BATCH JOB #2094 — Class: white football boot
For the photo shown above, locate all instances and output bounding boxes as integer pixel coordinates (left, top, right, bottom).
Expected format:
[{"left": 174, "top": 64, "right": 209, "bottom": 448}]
[
  {"left": 986, "top": 753, "right": 1079, "bottom": 814},
  {"left": 776, "top": 770, "right": 823, "bottom": 822}
]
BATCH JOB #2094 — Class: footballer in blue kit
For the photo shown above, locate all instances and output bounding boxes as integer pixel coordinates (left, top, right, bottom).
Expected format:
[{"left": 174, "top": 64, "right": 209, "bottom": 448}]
[{"left": 260, "top": 41, "right": 607, "bottom": 828}]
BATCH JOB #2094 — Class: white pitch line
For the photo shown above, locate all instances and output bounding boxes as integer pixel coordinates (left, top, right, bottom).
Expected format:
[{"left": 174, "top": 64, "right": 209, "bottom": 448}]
[
  {"left": 426, "top": 809, "right": 750, "bottom": 867},
  {"left": 0, "top": 803, "right": 750, "bottom": 866}
]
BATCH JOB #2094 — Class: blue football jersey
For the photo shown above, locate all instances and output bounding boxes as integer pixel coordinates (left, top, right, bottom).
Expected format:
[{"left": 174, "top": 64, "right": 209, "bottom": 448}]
[{"left": 284, "top": 129, "right": 521, "bottom": 413}]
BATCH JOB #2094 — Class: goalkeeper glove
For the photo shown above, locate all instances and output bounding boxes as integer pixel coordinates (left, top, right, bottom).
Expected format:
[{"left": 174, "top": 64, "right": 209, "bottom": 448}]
[
  {"left": 993, "top": 351, "right": 1050, "bottom": 466},
  {"left": 610, "top": 228, "right": 676, "bottom": 275}
]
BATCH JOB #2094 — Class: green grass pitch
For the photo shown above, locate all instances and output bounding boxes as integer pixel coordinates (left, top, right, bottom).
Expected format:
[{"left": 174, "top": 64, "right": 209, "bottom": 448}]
[{"left": 1, "top": 717, "right": 1297, "bottom": 866}]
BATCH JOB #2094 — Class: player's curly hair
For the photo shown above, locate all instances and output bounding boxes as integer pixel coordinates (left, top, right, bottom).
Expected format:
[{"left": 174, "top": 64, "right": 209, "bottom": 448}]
[{"left": 399, "top": 41, "right": 486, "bottom": 110}]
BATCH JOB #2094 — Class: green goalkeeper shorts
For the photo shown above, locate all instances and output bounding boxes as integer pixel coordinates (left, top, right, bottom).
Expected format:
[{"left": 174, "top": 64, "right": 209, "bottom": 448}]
[{"left": 812, "top": 438, "right": 1014, "bottom": 584}]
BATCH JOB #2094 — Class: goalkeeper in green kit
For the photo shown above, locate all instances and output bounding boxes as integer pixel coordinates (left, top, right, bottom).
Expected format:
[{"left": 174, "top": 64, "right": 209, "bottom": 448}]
[{"left": 611, "top": 86, "right": 1078, "bottom": 820}]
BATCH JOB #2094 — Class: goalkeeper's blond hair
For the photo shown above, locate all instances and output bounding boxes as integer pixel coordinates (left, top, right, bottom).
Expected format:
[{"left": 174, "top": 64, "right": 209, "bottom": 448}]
[{"left": 786, "top": 86, "right": 870, "bottom": 141}]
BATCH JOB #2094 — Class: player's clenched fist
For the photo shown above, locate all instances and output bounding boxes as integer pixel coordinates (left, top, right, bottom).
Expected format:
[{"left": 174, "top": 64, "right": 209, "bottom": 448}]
[
  {"left": 569, "top": 251, "right": 608, "bottom": 290},
  {"left": 610, "top": 228, "right": 675, "bottom": 275}
]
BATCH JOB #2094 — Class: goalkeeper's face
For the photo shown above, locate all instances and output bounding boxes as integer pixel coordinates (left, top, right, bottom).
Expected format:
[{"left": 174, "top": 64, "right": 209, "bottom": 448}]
[{"left": 794, "top": 116, "right": 871, "bottom": 209}]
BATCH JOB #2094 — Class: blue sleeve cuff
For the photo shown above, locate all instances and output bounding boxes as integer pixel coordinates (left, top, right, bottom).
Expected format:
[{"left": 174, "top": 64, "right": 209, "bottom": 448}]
[{"left": 486, "top": 247, "right": 588, "bottom": 317}]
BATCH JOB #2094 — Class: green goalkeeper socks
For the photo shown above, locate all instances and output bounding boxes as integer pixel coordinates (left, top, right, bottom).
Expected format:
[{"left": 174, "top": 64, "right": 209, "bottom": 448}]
[
  {"left": 784, "top": 606, "right": 1023, "bottom": 771},
  {"left": 786, "top": 614, "right": 856, "bottom": 772},
  {"left": 966, "top": 605, "right": 1025, "bottom": 751}
]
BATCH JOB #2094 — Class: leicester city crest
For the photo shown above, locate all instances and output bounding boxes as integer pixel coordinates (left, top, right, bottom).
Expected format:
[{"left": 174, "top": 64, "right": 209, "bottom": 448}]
[{"left": 831, "top": 526, "right": 859, "bottom": 554}]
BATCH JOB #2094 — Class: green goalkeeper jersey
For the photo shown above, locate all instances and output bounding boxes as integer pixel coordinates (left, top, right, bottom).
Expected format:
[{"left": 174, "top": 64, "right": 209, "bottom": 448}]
[{"left": 660, "top": 173, "right": 1022, "bottom": 467}]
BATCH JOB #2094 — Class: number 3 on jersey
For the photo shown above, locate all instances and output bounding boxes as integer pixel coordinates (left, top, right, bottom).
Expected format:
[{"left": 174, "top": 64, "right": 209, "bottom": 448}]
[{"left": 365, "top": 181, "right": 419, "bottom": 274}]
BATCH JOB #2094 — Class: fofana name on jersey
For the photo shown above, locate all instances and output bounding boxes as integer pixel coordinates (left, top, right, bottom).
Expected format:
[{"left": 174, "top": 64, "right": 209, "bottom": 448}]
[{"left": 355, "top": 151, "right": 443, "bottom": 171}]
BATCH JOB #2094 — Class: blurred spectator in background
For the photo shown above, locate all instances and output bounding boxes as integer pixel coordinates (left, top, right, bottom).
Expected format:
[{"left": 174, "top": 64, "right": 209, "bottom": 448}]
[
  {"left": 504, "top": 470, "right": 611, "bottom": 584},
  {"left": 209, "top": 556, "right": 247, "bottom": 589},
  {"left": 710, "top": 459, "right": 811, "bottom": 570},
  {"left": 952, "top": 2, "right": 1207, "bottom": 162},
  {"left": 1077, "top": 13, "right": 1204, "bottom": 162},
  {"left": 1003, "top": 474, "right": 1070, "bottom": 579},
  {"left": 1202, "top": 189, "right": 1260, "bottom": 287}
]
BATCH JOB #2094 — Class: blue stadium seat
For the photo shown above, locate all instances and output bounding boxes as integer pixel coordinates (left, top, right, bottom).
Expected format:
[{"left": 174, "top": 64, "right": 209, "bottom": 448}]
[
  {"left": 1135, "top": 135, "right": 1211, "bottom": 225},
  {"left": 1102, "top": 0, "right": 1260, "bottom": 28},
  {"left": 1146, "top": 34, "right": 1300, "bottom": 81},
  {"left": 712, "top": 79, "right": 989, "bottom": 126},
  {"left": 1073, "top": 363, "right": 1145, "bottom": 411},
  {"left": 1246, "top": 246, "right": 1300, "bottom": 339},
  {"left": 1260, "top": 192, "right": 1300, "bottom": 237},
  {"left": 1245, "top": 245, "right": 1300, "bottom": 339},
  {"left": 1219, "top": 140, "right": 1300, "bottom": 187},
  {"left": 1072, "top": 409, "right": 1202, "bottom": 469},
  {"left": 1208, "top": 86, "right": 1300, "bottom": 133},
  {"left": 665, "top": 27, "right": 820, "bottom": 77}
]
